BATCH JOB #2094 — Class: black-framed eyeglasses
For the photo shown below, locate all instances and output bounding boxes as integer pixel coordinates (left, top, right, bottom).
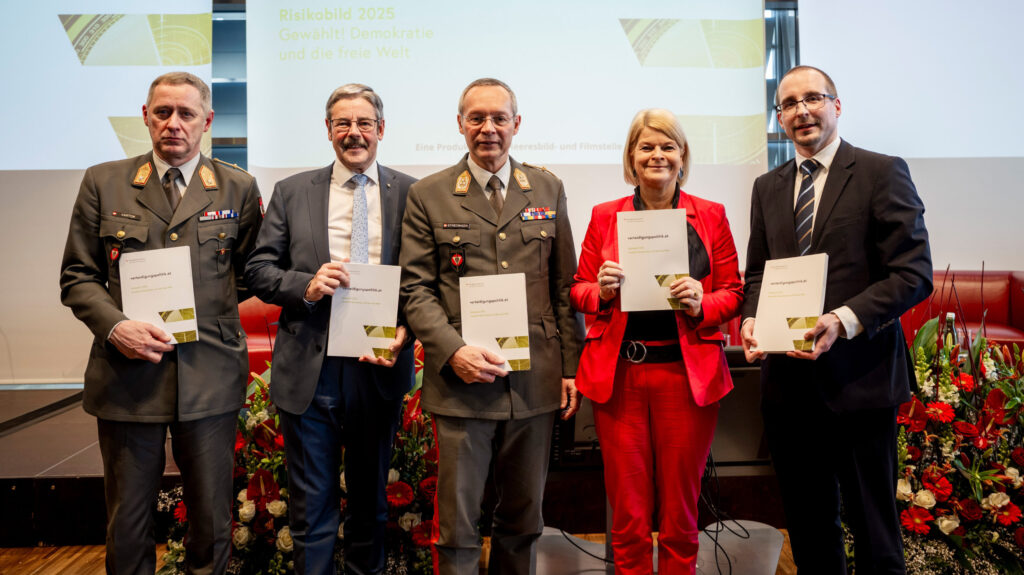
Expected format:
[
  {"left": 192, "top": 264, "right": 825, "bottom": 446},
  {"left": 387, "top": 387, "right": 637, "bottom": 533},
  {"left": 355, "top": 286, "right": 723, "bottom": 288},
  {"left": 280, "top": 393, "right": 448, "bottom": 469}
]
[
  {"left": 461, "top": 114, "right": 513, "bottom": 128},
  {"left": 330, "top": 118, "right": 379, "bottom": 132},
  {"left": 775, "top": 94, "right": 836, "bottom": 114}
]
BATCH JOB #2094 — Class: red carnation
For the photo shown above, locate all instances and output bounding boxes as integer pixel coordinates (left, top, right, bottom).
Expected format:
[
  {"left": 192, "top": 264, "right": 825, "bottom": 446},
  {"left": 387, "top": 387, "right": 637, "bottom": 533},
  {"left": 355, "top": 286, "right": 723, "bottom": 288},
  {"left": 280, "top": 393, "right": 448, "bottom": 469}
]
[
  {"left": 995, "top": 502, "right": 1023, "bottom": 526},
  {"left": 411, "top": 519, "right": 434, "bottom": 547},
  {"left": 906, "top": 446, "right": 922, "bottom": 461},
  {"left": 1012, "top": 447, "right": 1024, "bottom": 468},
  {"left": 901, "top": 507, "right": 933, "bottom": 535},
  {"left": 954, "top": 372, "right": 976, "bottom": 393},
  {"left": 925, "top": 402, "right": 955, "bottom": 423},
  {"left": 419, "top": 476, "right": 438, "bottom": 501},
  {"left": 898, "top": 398, "right": 928, "bottom": 432},
  {"left": 924, "top": 476, "right": 954, "bottom": 502},
  {"left": 386, "top": 481, "right": 414, "bottom": 508},
  {"left": 953, "top": 421, "right": 979, "bottom": 438},
  {"left": 958, "top": 498, "right": 984, "bottom": 522},
  {"left": 174, "top": 501, "right": 188, "bottom": 524},
  {"left": 1015, "top": 527, "right": 1024, "bottom": 548}
]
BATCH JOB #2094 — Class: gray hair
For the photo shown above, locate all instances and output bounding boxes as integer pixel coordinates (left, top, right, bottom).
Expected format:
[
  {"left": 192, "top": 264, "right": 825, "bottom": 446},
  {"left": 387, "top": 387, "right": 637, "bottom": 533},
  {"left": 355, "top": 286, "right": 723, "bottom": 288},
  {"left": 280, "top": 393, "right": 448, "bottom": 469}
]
[
  {"left": 325, "top": 84, "right": 384, "bottom": 120},
  {"left": 147, "top": 72, "right": 211, "bottom": 113},
  {"left": 458, "top": 78, "right": 518, "bottom": 116}
]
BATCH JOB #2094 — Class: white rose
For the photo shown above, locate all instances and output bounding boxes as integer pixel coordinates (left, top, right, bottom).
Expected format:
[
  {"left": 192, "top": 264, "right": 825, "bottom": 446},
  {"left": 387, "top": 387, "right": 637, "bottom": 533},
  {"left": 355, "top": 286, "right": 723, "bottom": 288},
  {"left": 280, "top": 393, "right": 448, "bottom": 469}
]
[
  {"left": 1007, "top": 468, "right": 1023, "bottom": 489},
  {"left": 267, "top": 499, "right": 288, "bottom": 518},
  {"left": 276, "top": 526, "right": 294, "bottom": 553},
  {"left": 913, "top": 489, "right": 937, "bottom": 509},
  {"left": 983, "top": 492, "right": 1011, "bottom": 509},
  {"left": 339, "top": 472, "right": 347, "bottom": 492},
  {"left": 237, "top": 489, "right": 248, "bottom": 503},
  {"left": 238, "top": 500, "right": 256, "bottom": 522},
  {"left": 398, "top": 512, "right": 422, "bottom": 532},
  {"left": 388, "top": 469, "right": 400, "bottom": 485},
  {"left": 232, "top": 526, "right": 252, "bottom": 549},
  {"left": 896, "top": 478, "right": 914, "bottom": 502},
  {"left": 937, "top": 515, "right": 960, "bottom": 535}
]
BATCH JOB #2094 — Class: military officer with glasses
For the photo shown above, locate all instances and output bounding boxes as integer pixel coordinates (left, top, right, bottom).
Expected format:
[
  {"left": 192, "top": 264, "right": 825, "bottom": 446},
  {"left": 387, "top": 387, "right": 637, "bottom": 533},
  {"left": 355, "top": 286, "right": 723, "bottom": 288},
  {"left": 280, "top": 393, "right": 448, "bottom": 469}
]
[
  {"left": 246, "top": 83, "right": 416, "bottom": 575},
  {"left": 741, "top": 65, "right": 931, "bottom": 574},
  {"left": 400, "top": 78, "right": 584, "bottom": 575}
]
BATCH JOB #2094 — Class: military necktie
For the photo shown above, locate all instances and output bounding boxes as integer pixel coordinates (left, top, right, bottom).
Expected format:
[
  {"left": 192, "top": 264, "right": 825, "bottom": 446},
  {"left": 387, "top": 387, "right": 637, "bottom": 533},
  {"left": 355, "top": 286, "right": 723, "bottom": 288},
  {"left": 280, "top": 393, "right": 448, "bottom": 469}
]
[
  {"left": 163, "top": 167, "right": 182, "bottom": 213},
  {"left": 487, "top": 175, "right": 503, "bottom": 218}
]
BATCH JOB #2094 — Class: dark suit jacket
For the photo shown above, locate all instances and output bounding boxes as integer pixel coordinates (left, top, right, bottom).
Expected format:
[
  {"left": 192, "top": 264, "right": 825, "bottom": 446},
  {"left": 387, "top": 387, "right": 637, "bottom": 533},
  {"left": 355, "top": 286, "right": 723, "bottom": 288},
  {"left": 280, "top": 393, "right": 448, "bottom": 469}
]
[
  {"left": 244, "top": 163, "right": 416, "bottom": 415},
  {"left": 60, "top": 152, "right": 263, "bottom": 422},
  {"left": 742, "top": 140, "right": 932, "bottom": 411},
  {"left": 400, "top": 155, "right": 585, "bottom": 420}
]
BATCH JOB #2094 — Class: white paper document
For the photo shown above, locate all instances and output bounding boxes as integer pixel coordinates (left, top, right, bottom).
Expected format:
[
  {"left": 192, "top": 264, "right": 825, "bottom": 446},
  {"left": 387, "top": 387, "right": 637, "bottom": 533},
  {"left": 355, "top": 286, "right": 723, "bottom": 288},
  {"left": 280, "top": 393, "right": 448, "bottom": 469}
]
[
  {"left": 120, "top": 246, "right": 198, "bottom": 344},
  {"left": 460, "top": 273, "right": 531, "bottom": 371},
  {"left": 327, "top": 264, "right": 401, "bottom": 358},
  {"left": 752, "top": 253, "right": 829, "bottom": 353},
  {"left": 617, "top": 209, "right": 689, "bottom": 312}
]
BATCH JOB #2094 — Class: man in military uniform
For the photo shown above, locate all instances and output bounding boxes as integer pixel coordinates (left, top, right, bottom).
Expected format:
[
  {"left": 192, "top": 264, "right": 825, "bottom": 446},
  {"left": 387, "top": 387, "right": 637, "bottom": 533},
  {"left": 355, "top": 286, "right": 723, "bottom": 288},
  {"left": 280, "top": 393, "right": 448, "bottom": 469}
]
[
  {"left": 400, "top": 78, "right": 584, "bottom": 575},
  {"left": 60, "top": 72, "right": 262, "bottom": 574}
]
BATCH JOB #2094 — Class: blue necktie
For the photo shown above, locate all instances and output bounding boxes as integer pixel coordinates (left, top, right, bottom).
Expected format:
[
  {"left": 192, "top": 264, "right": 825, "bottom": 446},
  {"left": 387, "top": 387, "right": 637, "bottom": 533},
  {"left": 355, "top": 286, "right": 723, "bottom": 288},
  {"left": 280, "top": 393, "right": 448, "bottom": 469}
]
[
  {"left": 350, "top": 173, "right": 369, "bottom": 264},
  {"left": 795, "top": 159, "right": 819, "bottom": 255}
]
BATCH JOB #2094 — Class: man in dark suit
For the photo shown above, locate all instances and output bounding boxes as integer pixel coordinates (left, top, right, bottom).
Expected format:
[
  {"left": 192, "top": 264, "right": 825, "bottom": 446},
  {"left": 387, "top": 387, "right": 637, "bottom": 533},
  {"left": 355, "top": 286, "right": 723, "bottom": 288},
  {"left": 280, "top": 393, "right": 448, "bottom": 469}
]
[
  {"left": 245, "top": 84, "right": 415, "bottom": 575},
  {"left": 400, "top": 78, "right": 584, "bottom": 575},
  {"left": 741, "top": 66, "right": 932, "bottom": 574},
  {"left": 60, "top": 72, "right": 263, "bottom": 574}
]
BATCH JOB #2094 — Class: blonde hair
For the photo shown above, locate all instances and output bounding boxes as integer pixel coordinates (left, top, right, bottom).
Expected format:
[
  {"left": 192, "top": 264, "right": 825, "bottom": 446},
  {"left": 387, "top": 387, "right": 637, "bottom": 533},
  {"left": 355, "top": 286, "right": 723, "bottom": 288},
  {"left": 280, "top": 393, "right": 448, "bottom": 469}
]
[{"left": 622, "top": 108, "right": 690, "bottom": 188}]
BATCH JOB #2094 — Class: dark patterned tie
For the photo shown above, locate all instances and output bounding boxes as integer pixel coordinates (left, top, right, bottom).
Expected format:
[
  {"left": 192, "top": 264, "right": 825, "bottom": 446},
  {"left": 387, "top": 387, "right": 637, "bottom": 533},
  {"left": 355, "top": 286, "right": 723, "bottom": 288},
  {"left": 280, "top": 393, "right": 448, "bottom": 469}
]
[
  {"left": 795, "top": 159, "right": 819, "bottom": 255},
  {"left": 487, "top": 175, "right": 503, "bottom": 217},
  {"left": 350, "top": 173, "right": 369, "bottom": 264},
  {"left": 163, "top": 167, "right": 181, "bottom": 213}
]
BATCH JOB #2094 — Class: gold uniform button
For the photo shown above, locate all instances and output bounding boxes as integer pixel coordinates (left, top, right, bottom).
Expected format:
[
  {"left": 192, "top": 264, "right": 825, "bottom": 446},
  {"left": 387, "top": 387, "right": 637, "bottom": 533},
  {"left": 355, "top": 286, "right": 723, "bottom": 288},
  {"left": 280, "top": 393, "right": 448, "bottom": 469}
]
[
  {"left": 218, "top": 232, "right": 226, "bottom": 239},
  {"left": 115, "top": 230, "right": 126, "bottom": 239},
  {"left": 169, "top": 233, "right": 179, "bottom": 241},
  {"left": 540, "top": 230, "right": 548, "bottom": 238},
  {"left": 236, "top": 331, "right": 242, "bottom": 338},
  {"left": 499, "top": 232, "right": 507, "bottom": 240},
  {"left": 453, "top": 235, "right": 461, "bottom": 243},
  {"left": 501, "top": 261, "right": 509, "bottom": 269}
]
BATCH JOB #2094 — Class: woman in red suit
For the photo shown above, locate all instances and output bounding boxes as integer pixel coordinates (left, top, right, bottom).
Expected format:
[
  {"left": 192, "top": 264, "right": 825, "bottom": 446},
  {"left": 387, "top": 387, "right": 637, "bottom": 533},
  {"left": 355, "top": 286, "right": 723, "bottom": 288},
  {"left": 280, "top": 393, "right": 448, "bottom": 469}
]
[{"left": 571, "top": 109, "right": 743, "bottom": 574}]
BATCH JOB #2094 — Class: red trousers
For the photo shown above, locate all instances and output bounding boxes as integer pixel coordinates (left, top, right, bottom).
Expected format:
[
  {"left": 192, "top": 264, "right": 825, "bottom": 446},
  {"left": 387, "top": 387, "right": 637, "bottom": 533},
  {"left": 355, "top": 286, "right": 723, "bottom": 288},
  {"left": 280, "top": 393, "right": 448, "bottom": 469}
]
[{"left": 592, "top": 359, "right": 718, "bottom": 575}]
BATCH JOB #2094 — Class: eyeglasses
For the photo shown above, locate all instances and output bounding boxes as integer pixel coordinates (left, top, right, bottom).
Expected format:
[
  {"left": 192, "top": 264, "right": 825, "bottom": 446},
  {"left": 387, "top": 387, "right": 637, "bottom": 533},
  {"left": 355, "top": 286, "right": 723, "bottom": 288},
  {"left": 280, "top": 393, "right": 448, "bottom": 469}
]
[
  {"left": 461, "top": 114, "right": 513, "bottom": 128},
  {"left": 331, "top": 118, "right": 378, "bottom": 132},
  {"left": 775, "top": 94, "right": 836, "bottom": 114}
]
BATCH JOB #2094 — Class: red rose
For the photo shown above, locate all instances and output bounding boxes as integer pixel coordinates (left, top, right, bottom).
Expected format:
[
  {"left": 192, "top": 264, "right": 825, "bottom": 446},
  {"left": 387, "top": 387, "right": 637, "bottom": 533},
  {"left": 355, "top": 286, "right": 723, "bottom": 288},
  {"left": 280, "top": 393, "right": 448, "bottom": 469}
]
[
  {"left": 925, "top": 402, "right": 956, "bottom": 423},
  {"left": 924, "top": 476, "right": 954, "bottom": 502},
  {"left": 901, "top": 507, "right": 933, "bottom": 535},
  {"left": 1015, "top": 527, "right": 1024, "bottom": 548},
  {"left": 906, "top": 446, "right": 922, "bottom": 461},
  {"left": 411, "top": 519, "right": 434, "bottom": 547},
  {"left": 953, "top": 421, "right": 979, "bottom": 438},
  {"left": 958, "top": 499, "right": 984, "bottom": 522},
  {"left": 955, "top": 372, "right": 976, "bottom": 393},
  {"left": 898, "top": 398, "right": 928, "bottom": 432},
  {"left": 1012, "top": 447, "right": 1024, "bottom": 468},
  {"left": 174, "top": 501, "right": 188, "bottom": 524},
  {"left": 419, "top": 476, "right": 438, "bottom": 501},
  {"left": 995, "top": 502, "right": 1023, "bottom": 526},
  {"left": 386, "top": 481, "right": 414, "bottom": 508}
]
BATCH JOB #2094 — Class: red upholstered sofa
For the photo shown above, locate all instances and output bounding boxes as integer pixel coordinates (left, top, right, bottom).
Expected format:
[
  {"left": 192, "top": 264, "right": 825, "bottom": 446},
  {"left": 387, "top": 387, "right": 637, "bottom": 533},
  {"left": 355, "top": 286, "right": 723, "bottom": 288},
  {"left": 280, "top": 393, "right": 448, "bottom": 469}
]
[
  {"left": 239, "top": 296, "right": 281, "bottom": 378},
  {"left": 901, "top": 271, "right": 1024, "bottom": 347}
]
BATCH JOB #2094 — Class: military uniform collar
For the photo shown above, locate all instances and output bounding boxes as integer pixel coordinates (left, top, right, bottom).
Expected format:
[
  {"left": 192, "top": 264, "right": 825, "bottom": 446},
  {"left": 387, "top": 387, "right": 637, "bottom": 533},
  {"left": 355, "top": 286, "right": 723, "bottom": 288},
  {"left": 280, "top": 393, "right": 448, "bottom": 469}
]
[
  {"left": 466, "top": 155, "right": 511, "bottom": 194},
  {"left": 152, "top": 152, "right": 201, "bottom": 188}
]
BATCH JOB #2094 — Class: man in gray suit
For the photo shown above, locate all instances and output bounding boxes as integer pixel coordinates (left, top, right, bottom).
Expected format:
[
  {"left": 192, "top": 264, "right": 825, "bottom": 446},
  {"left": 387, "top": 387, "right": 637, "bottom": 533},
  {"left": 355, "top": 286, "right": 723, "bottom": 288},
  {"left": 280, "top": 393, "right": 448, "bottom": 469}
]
[
  {"left": 400, "top": 78, "right": 584, "bottom": 575},
  {"left": 245, "top": 84, "right": 415, "bottom": 575},
  {"left": 60, "top": 72, "right": 263, "bottom": 574}
]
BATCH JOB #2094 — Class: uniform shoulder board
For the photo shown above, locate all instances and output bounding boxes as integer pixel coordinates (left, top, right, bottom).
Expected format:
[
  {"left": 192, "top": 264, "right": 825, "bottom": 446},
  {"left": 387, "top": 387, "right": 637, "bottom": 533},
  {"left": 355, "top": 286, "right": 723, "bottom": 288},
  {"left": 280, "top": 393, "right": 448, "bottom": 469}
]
[
  {"left": 212, "top": 157, "right": 252, "bottom": 176},
  {"left": 522, "top": 162, "right": 557, "bottom": 177}
]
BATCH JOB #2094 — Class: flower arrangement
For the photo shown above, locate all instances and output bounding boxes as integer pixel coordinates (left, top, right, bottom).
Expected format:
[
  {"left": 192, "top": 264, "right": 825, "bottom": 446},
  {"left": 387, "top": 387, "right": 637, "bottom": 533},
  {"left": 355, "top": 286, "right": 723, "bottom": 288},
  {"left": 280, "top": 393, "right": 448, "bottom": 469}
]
[
  {"left": 895, "top": 314, "right": 1024, "bottom": 573},
  {"left": 157, "top": 342, "right": 437, "bottom": 575}
]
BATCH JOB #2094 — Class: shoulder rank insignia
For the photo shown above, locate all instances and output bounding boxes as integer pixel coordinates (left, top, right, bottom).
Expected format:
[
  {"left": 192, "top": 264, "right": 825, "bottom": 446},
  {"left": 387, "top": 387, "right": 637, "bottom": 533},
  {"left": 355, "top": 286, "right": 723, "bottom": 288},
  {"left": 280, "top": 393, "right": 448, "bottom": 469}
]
[
  {"left": 454, "top": 170, "right": 471, "bottom": 195},
  {"left": 513, "top": 168, "right": 531, "bottom": 191},
  {"left": 213, "top": 158, "right": 252, "bottom": 175},
  {"left": 132, "top": 162, "right": 153, "bottom": 187},
  {"left": 522, "top": 162, "right": 556, "bottom": 176},
  {"left": 198, "top": 165, "right": 218, "bottom": 190}
]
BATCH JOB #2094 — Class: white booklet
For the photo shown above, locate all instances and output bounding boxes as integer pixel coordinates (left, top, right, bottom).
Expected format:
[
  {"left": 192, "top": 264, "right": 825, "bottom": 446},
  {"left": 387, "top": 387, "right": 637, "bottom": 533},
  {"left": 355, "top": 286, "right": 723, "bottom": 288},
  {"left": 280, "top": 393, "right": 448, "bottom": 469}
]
[
  {"left": 460, "top": 273, "right": 531, "bottom": 371},
  {"left": 617, "top": 209, "right": 689, "bottom": 312},
  {"left": 327, "top": 263, "right": 401, "bottom": 359},
  {"left": 752, "top": 253, "right": 829, "bottom": 353},
  {"left": 120, "top": 245, "right": 198, "bottom": 344}
]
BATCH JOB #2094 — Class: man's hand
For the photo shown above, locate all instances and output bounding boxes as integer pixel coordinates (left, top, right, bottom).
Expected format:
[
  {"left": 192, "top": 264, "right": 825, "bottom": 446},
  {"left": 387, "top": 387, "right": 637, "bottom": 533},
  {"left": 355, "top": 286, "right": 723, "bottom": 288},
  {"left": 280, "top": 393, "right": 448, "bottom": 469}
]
[
  {"left": 449, "top": 345, "right": 508, "bottom": 384},
  {"left": 669, "top": 276, "right": 703, "bottom": 317},
  {"left": 597, "top": 260, "right": 624, "bottom": 302},
  {"left": 359, "top": 325, "right": 409, "bottom": 367},
  {"left": 304, "top": 261, "right": 350, "bottom": 302},
  {"left": 740, "top": 319, "right": 766, "bottom": 363},
  {"left": 788, "top": 313, "right": 844, "bottom": 360},
  {"left": 109, "top": 320, "right": 174, "bottom": 364},
  {"left": 560, "top": 378, "right": 580, "bottom": 420}
]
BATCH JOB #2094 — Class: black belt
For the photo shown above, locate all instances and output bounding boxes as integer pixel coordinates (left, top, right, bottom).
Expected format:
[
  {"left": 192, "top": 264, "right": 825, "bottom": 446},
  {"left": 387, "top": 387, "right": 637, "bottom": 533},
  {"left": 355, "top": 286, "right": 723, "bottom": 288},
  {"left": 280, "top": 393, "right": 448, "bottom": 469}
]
[{"left": 619, "top": 340, "right": 682, "bottom": 364}]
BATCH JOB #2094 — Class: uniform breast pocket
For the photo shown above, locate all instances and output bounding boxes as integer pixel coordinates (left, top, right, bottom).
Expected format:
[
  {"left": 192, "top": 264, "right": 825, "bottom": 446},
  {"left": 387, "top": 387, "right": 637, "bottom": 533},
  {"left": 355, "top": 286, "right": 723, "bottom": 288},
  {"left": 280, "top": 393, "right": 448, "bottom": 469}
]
[
  {"left": 99, "top": 217, "right": 149, "bottom": 281},
  {"left": 520, "top": 221, "right": 556, "bottom": 275},
  {"left": 433, "top": 224, "right": 480, "bottom": 275},
  {"left": 198, "top": 221, "right": 239, "bottom": 280}
]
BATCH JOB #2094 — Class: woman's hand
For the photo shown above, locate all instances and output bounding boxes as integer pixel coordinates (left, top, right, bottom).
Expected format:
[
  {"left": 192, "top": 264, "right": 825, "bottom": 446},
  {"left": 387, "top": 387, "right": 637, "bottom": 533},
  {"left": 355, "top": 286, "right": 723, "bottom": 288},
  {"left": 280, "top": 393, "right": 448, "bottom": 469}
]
[
  {"left": 669, "top": 276, "right": 703, "bottom": 317},
  {"left": 597, "top": 260, "right": 624, "bottom": 302}
]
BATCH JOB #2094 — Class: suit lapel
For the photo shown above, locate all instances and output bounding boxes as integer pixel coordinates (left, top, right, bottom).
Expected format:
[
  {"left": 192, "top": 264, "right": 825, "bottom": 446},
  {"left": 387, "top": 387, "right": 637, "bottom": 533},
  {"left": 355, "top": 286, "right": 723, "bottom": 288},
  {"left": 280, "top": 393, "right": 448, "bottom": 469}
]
[
  {"left": 811, "top": 140, "right": 854, "bottom": 250},
  {"left": 768, "top": 161, "right": 800, "bottom": 256},
  {"left": 377, "top": 164, "right": 398, "bottom": 265},
  {"left": 308, "top": 164, "right": 333, "bottom": 265},
  {"left": 168, "top": 156, "right": 213, "bottom": 230},
  {"left": 135, "top": 153, "right": 174, "bottom": 224}
]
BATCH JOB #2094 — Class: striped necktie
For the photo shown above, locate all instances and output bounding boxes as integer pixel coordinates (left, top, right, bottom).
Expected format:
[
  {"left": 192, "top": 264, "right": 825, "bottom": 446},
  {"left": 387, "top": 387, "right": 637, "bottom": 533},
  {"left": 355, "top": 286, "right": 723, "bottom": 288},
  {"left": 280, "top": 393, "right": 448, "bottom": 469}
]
[
  {"left": 350, "top": 173, "right": 369, "bottom": 264},
  {"left": 795, "top": 159, "right": 819, "bottom": 255}
]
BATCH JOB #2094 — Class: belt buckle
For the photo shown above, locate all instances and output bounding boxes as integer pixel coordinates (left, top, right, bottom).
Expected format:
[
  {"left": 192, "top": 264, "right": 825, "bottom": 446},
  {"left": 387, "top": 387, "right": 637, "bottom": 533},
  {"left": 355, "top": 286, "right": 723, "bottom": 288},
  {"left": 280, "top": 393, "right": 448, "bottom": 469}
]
[{"left": 625, "top": 340, "right": 647, "bottom": 364}]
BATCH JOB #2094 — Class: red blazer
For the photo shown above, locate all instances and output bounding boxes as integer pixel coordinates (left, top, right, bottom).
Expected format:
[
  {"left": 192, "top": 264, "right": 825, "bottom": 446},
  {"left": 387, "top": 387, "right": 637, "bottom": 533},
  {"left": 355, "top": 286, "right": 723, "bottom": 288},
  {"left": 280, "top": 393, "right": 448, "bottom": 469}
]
[{"left": 570, "top": 191, "right": 743, "bottom": 406}]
